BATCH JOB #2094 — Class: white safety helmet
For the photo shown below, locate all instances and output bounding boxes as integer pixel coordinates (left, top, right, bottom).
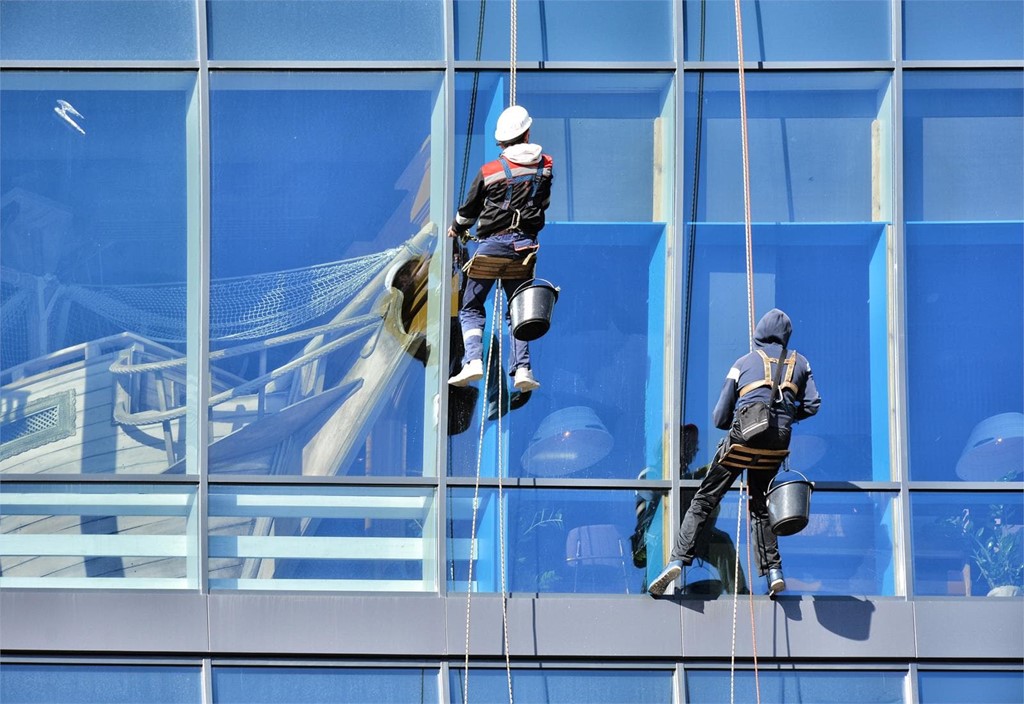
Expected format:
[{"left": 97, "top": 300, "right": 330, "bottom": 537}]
[{"left": 494, "top": 105, "right": 533, "bottom": 143}]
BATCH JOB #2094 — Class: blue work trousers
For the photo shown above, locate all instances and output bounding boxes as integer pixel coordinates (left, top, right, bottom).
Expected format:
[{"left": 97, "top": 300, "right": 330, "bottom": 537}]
[
  {"left": 669, "top": 422, "right": 790, "bottom": 576},
  {"left": 459, "top": 275, "right": 531, "bottom": 376}
]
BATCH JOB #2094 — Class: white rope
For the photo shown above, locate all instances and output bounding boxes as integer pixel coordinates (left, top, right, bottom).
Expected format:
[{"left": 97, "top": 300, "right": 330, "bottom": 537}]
[
  {"left": 509, "top": 0, "right": 518, "bottom": 106},
  {"left": 729, "top": 479, "right": 743, "bottom": 704},
  {"left": 495, "top": 284, "right": 514, "bottom": 704},
  {"left": 462, "top": 284, "right": 514, "bottom": 704},
  {"left": 734, "top": 0, "right": 755, "bottom": 352}
]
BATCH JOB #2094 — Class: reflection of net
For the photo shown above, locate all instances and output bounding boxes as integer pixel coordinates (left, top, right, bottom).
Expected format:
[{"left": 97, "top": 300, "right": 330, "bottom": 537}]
[{"left": 0, "top": 247, "right": 403, "bottom": 371}]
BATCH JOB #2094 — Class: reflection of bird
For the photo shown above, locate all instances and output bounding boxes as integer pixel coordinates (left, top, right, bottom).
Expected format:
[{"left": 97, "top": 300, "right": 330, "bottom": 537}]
[{"left": 54, "top": 99, "right": 85, "bottom": 135}]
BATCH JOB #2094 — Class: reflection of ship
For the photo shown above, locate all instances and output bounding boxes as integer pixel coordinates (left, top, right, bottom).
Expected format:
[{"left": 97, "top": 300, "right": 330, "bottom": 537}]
[{"left": 0, "top": 222, "right": 437, "bottom": 477}]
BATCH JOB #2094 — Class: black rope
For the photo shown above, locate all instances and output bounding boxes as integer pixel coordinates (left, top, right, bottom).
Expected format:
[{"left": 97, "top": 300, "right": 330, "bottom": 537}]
[{"left": 681, "top": 0, "right": 708, "bottom": 398}]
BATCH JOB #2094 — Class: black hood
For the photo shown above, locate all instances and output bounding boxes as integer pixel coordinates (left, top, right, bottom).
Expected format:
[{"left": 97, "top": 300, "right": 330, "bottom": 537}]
[{"left": 754, "top": 309, "right": 792, "bottom": 348}]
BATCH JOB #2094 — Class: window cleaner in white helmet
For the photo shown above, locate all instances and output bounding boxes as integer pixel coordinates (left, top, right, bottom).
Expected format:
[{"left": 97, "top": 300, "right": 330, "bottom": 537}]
[{"left": 448, "top": 105, "right": 554, "bottom": 394}]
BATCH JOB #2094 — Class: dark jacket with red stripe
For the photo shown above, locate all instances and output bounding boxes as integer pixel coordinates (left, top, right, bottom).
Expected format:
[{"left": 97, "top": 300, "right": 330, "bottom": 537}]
[{"left": 451, "top": 143, "right": 554, "bottom": 240}]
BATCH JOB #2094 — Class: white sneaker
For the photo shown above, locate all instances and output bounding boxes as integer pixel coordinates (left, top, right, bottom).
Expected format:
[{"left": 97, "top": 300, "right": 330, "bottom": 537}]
[
  {"left": 513, "top": 367, "right": 540, "bottom": 392},
  {"left": 448, "top": 359, "right": 483, "bottom": 387}
]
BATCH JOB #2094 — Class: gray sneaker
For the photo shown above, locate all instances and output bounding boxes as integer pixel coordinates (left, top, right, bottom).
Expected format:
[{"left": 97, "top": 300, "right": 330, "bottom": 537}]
[
  {"left": 768, "top": 568, "right": 786, "bottom": 595},
  {"left": 648, "top": 560, "right": 683, "bottom": 597}
]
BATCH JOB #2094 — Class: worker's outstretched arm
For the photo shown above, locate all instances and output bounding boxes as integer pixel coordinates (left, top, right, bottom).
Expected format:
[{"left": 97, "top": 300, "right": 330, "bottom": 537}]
[
  {"left": 795, "top": 359, "right": 821, "bottom": 420},
  {"left": 712, "top": 371, "right": 739, "bottom": 430},
  {"left": 449, "top": 170, "right": 487, "bottom": 236}
]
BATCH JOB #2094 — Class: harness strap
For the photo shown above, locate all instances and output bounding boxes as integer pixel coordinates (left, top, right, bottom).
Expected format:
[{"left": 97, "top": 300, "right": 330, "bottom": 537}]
[
  {"left": 490, "top": 156, "right": 544, "bottom": 212},
  {"left": 738, "top": 349, "right": 797, "bottom": 397}
]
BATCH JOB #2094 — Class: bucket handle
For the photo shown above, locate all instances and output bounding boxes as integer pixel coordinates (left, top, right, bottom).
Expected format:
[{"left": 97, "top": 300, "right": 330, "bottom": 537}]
[
  {"left": 768, "top": 468, "right": 812, "bottom": 492},
  {"left": 511, "top": 278, "right": 560, "bottom": 301}
]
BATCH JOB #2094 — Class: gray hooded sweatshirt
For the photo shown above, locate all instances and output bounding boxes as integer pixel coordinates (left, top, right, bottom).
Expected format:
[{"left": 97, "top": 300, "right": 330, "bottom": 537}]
[{"left": 712, "top": 308, "right": 821, "bottom": 432}]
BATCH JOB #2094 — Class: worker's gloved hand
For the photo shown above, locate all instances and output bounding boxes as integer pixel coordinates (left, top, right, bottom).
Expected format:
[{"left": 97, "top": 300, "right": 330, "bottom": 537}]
[{"left": 447, "top": 225, "right": 463, "bottom": 239}]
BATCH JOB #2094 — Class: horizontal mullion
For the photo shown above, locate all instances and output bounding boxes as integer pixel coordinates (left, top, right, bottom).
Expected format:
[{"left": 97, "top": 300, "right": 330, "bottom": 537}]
[
  {"left": 1, "top": 534, "right": 186, "bottom": 557},
  {"left": 0, "top": 493, "right": 193, "bottom": 516},
  {"left": 209, "top": 577, "right": 430, "bottom": 592},
  {"left": 0, "top": 576, "right": 191, "bottom": 589}
]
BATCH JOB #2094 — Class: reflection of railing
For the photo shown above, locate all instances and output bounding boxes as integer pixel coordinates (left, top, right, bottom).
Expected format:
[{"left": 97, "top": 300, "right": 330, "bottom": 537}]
[{"left": 0, "top": 488, "right": 197, "bottom": 590}]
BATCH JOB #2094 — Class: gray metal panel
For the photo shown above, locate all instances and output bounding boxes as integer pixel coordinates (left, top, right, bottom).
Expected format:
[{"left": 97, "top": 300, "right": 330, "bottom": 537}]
[
  {"left": 207, "top": 593, "right": 447, "bottom": 656},
  {"left": 0, "top": 591, "right": 210, "bottom": 653},
  {"left": 915, "top": 598, "right": 1024, "bottom": 660},
  {"left": 681, "top": 597, "right": 916, "bottom": 659}
]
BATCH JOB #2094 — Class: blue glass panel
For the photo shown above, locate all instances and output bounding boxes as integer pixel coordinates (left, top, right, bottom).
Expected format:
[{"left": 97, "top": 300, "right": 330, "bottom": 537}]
[
  {"left": 449, "top": 73, "right": 671, "bottom": 480},
  {"left": 904, "top": 1, "right": 1024, "bottom": 60},
  {"left": 1, "top": 72, "right": 196, "bottom": 474},
  {"left": 0, "top": 664, "right": 199, "bottom": 704},
  {"left": 208, "top": 72, "right": 442, "bottom": 477},
  {"left": 206, "top": 0, "right": 442, "bottom": 60},
  {"left": 682, "top": 0, "right": 890, "bottom": 62},
  {"left": 675, "top": 490, "right": 895, "bottom": 596},
  {"left": 685, "top": 71, "right": 892, "bottom": 224},
  {"left": 0, "top": 483, "right": 198, "bottom": 589},
  {"left": 911, "top": 492, "right": 1023, "bottom": 597},
  {"left": 207, "top": 485, "right": 435, "bottom": 591},
  {"left": 454, "top": 0, "right": 672, "bottom": 61},
  {"left": 448, "top": 488, "right": 652, "bottom": 593},
  {"left": 919, "top": 670, "right": 1024, "bottom": 703},
  {"left": 905, "top": 223, "right": 1023, "bottom": 482},
  {"left": 686, "top": 669, "right": 905, "bottom": 703},
  {"left": 684, "top": 224, "right": 890, "bottom": 482},
  {"left": 903, "top": 72, "right": 1024, "bottom": 222},
  {"left": 213, "top": 667, "right": 438, "bottom": 704},
  {"left": 0, "top": 1, "right": 195, "bottom": 60},
  {"left": 450, "top": 668, "right": 672, "bottom": 703}
]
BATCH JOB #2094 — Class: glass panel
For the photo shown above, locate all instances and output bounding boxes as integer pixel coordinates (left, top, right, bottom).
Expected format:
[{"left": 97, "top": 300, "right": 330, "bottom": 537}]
[
  {"left": 919, "top": 670, "right": 1024, "bottom": 703},
  {"left": 0, "top": 484, "right": 198, "bottom": 589},
  {"left": 450, "top": 668, "right": 672, "bottom": 703},
  {"left": 208, "top": 485, "right": 436, "bottom": 591},
  {"left": 0, "top": 664, "right": 200, "bottom": 704},
  {"left": 905, "top": 224, "right": 1023, "bottom": 482},
  {"left": 683, "top": 224, "right": 890, "bottom": 482},
  {"left": 449, "top": 73, "right": 672, "bottom": 480},
  {"left": 904, "top": 1, "right": 1024, "bottom": 60},
  {"left": 206, "top": 0, "right": 442, "bottom": 60},
  {"left": 682, "top": 0, "right": 890, "bottom": 62},
  {"left": 208, "top": 72, "right": 444, "bottom": 478},
  {"left": 213, "top": 667, "right": 438, "bottom": 703},
  {"left": 685, "top": 71, "right": 893, "bottom": 224},
  {"left": 1, "top": 72, "right": 197, "bottom": 474},
  {"left": 903, "top": 72, "right": 1024, "bottom": 223},
  {"left": 673, "top": 490, "right": 895, "bottom": 596},
  {"left": 0, "top": 1, "right": 195, "bottom": 60},
  {"left": 911, "top": 492, "right": 1023, "bottom": 597},
  {"left": 686, "top": 669, "right": 905, "bottom": 704},
  {"left": 448, "top": 488, "right": 649, "bottom": 594},
  {"left": 454, "top": 0, "right": 672, "bottom": 61}
]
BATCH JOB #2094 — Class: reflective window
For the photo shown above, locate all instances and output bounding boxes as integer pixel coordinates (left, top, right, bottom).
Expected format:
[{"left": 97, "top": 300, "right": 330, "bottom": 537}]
[
  {"left": 454, "top": 0, "right": 672, "bottom": 61},
  {"left": 0, "top": 484, "right": 198, "bottom": 589},
  {"left": 208, "top": 72, "right": 444, "bottom": 478},
  {"left": 0, "top": 664, "right": 200, "bottom": 704},
  {"left": 682, "top": 0, "right": 890, "bottom": 62},
  {"left": 448, "top": 488, "right": 649, "bottom": 594},
  {"left": 904, "top": 72, "right": 1024, "bottom": 482},
  {"left": 919, "top": 670, "right": 1024, "bottom": 703},
  {"left": 449, "top": 73, "right": 672, "bottom": 480},
  {"left": 675, "top": 490, "right": 896, "bottom": 596},
  {"left": 911, "top": 492, "right": 1023, "bottom": 597},
  {"left": 903, "top": 72, "right": 1024, "bottom": 222},
  {"left": 0, "top": 1, "right": 195, "bottom": 60},
  {"left": 451, "top": 668, "right": 672, "bottom": 703},
  {"left": 1, "top": 73, "right": 197, "bottom": 475},
  {"left": 683, "top": 224, "right": 890, "bottom": 482},
  {"left": 208, "top": 485, "right": 436, "bottom": 591},
  {"left": 206, "top": 0, "right": 442, "bottom": 60},
  {"left": 685, "top": 72, "right": 893, "bottom": 224},
  {"left": 213, "top": 667, "right": 438, "bottom": 703},
  {"left": 686, "top": 669, "right": 905, "bottom": 703},
  {"left": 904, "top": 1, "right": 1024, "bottom": 60}
]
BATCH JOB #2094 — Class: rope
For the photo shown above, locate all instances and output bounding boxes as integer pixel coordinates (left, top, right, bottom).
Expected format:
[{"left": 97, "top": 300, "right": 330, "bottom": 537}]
[
  {"left": 729, "top": 479, "right": 743, "bottom": 704},
  {"left": 462, "top": 285, "right": 514, "bottom": 704},
  {"left": 509, "top": 0, "right": 518, "bottom": 106},
  {"left": 495, "top": 285, "right": 514, "bottom": 704},
  {"left": 734, "top": 0, "right": 756, "bottom": 351}
]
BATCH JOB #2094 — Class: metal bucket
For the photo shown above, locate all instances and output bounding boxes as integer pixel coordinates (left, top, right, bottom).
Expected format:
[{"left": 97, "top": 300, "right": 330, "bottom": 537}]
[
  {"left": 766, "top": 469, "right": 814, "bottom": 536},
  {"left": 509, "top": 278, "right": 560, "bottom": 341}
]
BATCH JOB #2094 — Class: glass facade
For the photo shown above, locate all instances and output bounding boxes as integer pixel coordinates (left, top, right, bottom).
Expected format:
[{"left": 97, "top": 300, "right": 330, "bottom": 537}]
[{"left": 1, "top": 1, "right": 1021, "bottom": 701}]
